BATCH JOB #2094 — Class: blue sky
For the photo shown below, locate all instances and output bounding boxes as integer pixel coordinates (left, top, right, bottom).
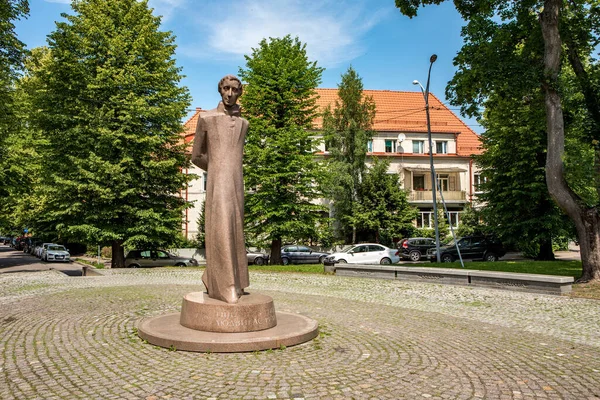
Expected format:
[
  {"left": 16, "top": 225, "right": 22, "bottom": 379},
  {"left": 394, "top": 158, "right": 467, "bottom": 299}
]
[{"left": 15, "top": 0, "right": 481, "bottom": 132}]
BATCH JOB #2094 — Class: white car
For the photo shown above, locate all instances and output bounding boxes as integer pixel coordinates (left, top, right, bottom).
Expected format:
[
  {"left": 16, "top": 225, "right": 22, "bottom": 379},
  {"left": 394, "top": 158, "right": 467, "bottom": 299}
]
[
  {"left": 324, "top": 243, "right": 400, "bottom": 265},
  {"left": 43, "top": 244, "right": 70, "bottom": 262},
  {"left": 37, "top": 243, "right": 56, "bottom": 258}
]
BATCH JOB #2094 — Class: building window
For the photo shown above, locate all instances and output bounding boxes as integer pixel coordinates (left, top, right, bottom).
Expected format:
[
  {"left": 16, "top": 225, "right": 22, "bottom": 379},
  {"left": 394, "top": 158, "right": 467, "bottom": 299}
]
[
  {"left": 412, "top": 140, "right": 424, "bottom": 154},
  {"left": 203, "top": 172, "right": 208, "bottom": 192},
  {"left": 416, "top": 211, "right": 461, "bottom": 228},
  {"left": 413, "top": 175, "right": 425, "bottom": 190},
  {"left": 436, "top": 141, "right": 448, "bottom": 154},
  {"left": 437, "top": 174, "right": 449, "bottom": 192},
  {"left": 367, "top": 140, "right": 373, "bottom": 153},
  {"left": 384, "top": 139, "right": 396, "bottom": 153},
  {"left": 416, "top": 212, "right": 432, "bottom": 228},
  {"left": 474, "top": 174, "right": 487, "bottom": 192},
  {"left": 446, "top": 211, "right": 460, "bottom": 228}
]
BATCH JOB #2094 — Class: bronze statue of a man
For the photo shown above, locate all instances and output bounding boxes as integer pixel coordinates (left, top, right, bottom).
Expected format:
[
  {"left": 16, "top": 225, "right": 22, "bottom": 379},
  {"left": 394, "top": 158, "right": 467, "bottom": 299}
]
[{"left": 192, "top": 75, "right": 249, "bottom": 304}]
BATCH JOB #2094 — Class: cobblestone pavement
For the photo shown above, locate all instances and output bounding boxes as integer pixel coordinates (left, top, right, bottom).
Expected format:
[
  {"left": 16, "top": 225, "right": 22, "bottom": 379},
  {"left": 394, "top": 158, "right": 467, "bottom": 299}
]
[{"left": 0, "top": 267, "right": 599, "bottom": 400}]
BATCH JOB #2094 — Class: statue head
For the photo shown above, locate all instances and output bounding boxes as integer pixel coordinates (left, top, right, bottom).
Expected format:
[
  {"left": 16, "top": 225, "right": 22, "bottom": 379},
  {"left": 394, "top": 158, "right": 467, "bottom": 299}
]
[{"left": 218, "top": 75, "right": 243, "bottom": 107}]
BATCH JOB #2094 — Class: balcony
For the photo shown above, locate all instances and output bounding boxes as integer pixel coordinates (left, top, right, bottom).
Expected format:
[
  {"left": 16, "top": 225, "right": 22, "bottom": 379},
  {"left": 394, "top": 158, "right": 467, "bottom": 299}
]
[{"left": 409, "top": 190, "right": 466, "bottom": 202}]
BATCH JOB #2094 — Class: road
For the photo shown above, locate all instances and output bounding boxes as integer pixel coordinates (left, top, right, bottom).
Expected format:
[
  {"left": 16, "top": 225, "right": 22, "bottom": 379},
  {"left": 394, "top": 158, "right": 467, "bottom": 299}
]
[{"left": 0, "top": 244, "right": 83, "bottom": 275}]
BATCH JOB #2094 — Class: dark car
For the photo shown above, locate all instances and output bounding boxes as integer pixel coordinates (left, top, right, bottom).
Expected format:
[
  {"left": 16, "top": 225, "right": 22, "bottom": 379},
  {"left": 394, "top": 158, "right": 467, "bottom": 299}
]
[
  {"left": 398, "top": 237, "right": 436, "bottom": 261},
  {"left": 281, "top": 245, "right": 330, "bottom": 265},
  {"left": 247, "top": 250, "right": 269, "bottom": 265},
  {"left": 124, "top": 249, "right": 199, "bottom": 268},
  {"left": 427, "top": 236, "right": 505, "bottom": 262}
]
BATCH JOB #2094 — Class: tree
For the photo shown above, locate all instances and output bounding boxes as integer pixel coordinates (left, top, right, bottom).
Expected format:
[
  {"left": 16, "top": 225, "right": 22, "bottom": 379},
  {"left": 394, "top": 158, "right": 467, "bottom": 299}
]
[
  {"left": 395, "top": 0, "right": 600, "bottom": 281},
  {"left": 239, "top": 35, "right": 327, "bottom": 264},
  {"left": 322, "top": 66, "right": 376, "bottom": 243},
  {"left": 475, "top": 91, "right": 574, "bottom": 260},
  {"left": 0, "top": 0, "right": 28, "bottom": 136},
  {"left": 352, "top": 158, "right": 417, "bottom": 246},
  {"left": 27, "top": 0, "right": 191, "bottom": 267},
  {"left": 456, "top": 203, "right": 484, "bottom": 238},
  {"left": 0, "top": 0, "right": 29, "bottom": 232}
]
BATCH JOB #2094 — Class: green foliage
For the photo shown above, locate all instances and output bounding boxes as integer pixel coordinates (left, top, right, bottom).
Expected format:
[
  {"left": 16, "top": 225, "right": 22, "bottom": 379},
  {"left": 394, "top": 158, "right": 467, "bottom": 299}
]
[
  {"left": 456, "top": 203, "right": 485, "bottom": 237},
  {"left": 475, "top": 91, "right": 574, "bottom": 258},
  {"left": 352, "top": 158, "right": 417, "bottom": 246},
  {"left": 239, "top": 35, "right": 328, "bottom": 248},
  {"left": 24, "top": 0, "right": 191, "bottom": 265},
  {"left": 321, "top": 66, "right": 376, "bottom": 242},
  {"left": 0, "top": 0, "right": 30, "bottom": 233},
  {"left": 195, "top": 200, "right": 205, "bottom": 249}
]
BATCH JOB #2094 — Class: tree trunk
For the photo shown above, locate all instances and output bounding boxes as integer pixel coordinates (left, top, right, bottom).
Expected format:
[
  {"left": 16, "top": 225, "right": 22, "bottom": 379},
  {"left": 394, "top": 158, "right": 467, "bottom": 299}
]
[
  {"left": 111, "top": 240, "right": 125, "bottom": 269},
  {"left": 573, "top": 209, "right": 600, "bottom": 281},
  {"left": 536, "top": 238, "right": 555, "bottom": 261},
  {"left": 540, "top": 0, "right": 600, "bottom": 282},
  {"left": 270, "top": 238, "right": 282, "bottom": 265}
]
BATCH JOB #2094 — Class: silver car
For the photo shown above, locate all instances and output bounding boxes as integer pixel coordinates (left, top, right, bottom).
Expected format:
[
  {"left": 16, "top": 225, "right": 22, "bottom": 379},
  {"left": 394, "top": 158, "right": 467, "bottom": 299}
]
[
  {"left": 44, "top": 244, "right": 70, "bottom": 262},
  {"left": 247, "top": 250, "right": 269, "bottom": 265},
  {"left": 124, "top": 249, "right": 199, "bottom": 268}
]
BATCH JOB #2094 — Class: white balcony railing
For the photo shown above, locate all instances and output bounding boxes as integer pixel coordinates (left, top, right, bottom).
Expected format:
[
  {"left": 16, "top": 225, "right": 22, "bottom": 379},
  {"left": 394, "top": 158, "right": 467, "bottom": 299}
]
[{"left": 409, "top": 190, "right": 466, "bottom": 202}]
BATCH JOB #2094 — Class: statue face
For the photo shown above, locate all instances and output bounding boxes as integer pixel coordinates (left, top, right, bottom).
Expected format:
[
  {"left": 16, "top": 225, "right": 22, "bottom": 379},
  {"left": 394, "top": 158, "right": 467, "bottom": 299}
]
[{"left": 220, "top": 78, "right": 242, "bottom": 107}]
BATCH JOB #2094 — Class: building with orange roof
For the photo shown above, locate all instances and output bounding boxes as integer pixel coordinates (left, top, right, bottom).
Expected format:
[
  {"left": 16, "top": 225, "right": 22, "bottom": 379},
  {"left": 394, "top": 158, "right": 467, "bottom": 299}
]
[{"left": 180, "top": 89, "right": 483, "bottom": 240}]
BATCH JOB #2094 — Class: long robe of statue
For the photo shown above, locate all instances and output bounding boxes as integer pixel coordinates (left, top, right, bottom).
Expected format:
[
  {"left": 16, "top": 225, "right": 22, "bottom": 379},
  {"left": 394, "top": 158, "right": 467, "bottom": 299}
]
[{"left": 192, "top": 96, "right": 249, "bottom": 304}]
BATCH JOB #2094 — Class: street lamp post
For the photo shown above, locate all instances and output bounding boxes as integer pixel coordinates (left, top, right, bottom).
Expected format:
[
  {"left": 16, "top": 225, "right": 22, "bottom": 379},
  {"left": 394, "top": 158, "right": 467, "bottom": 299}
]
[{"left": 413, "top": 54, "right": 441, "bottom": 262}]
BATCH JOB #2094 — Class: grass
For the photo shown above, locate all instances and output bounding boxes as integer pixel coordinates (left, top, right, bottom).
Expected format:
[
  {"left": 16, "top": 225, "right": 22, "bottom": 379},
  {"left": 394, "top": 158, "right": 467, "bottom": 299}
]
[
  {"left": 249, "top": 264, "right": 327, "bottom": 274},
  {"left": 73, "top": 258, "right": 105, "bottom": 269},
  {"left": 423, "top": 260, "right": 583, "bottom": 279}
]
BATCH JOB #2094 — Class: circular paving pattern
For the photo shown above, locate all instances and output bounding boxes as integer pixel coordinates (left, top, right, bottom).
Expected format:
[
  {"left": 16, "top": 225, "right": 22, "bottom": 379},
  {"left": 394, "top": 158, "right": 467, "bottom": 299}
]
[{"left": 0, "top": 270, "right": 599, "bottom": 399}]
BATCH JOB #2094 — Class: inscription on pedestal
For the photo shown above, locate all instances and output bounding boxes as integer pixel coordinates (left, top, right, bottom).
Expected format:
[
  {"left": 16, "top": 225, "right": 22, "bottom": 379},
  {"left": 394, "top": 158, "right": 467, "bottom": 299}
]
[{"left": 180, "top": 292, "right": 277, "bottom": 333}]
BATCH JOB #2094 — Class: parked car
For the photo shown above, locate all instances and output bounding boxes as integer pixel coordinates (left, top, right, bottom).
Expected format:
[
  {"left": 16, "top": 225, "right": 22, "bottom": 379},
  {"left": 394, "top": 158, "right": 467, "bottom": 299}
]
[
  {"left": 398, "top": 237, "right": 437, "bottom": 261},
  {"left": 427, "top": 236, "right": 506, "bottom": 262},
  {"left": 247, "top": 250, "right": 269, "bottom": 265},
  {"left": 324, "top": 243, "right": 400, "bottom": 265},
  {"left": 22, "top": 237, "right": 39, "bottom": 254},
  {"left": 280, "top": 245, "right": 330, "bottom": 265},
  {"left": 124, "top": 249, "right": 199, "bottom": 268},
  {"left": 43, "top": 244, "right": 70, "bottom": 262},
  {"left": 37, "top": 243, "right": 56, "bottom": 258}
]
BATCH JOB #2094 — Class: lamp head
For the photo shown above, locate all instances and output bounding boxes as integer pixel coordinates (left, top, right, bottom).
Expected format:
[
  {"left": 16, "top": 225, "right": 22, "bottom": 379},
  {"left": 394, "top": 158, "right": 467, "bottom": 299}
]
[
  {"left": 430, "top": 54, "right": 438, "bottom": 63},
  {"left": 412, "top": 80, "right": 420, "bottom": 85}
]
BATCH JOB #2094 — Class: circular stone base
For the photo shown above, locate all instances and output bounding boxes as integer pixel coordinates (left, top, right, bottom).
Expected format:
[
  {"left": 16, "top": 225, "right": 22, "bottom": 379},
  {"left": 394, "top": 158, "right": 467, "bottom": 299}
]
[
  {"left": 180, "top": 292, "right": 276, "bottom": 333},
  {"left": 138, "top": 312, "right": 319, "bottom": 353}
]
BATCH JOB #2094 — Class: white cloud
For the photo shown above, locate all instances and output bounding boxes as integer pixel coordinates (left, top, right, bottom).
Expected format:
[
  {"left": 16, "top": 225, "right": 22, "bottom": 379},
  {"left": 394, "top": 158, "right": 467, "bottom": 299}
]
[
  {"left": 148, "top": 0, "right": 187, "bottom": 22},
  {"left": 186, "top": 0, "right": 387, "bottom": 68}
]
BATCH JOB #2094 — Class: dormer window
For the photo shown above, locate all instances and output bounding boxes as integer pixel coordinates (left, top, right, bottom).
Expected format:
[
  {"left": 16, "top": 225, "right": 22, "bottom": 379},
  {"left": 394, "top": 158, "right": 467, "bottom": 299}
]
[{"left": 436, "top": 141, "right": 448, "bottom": 154}]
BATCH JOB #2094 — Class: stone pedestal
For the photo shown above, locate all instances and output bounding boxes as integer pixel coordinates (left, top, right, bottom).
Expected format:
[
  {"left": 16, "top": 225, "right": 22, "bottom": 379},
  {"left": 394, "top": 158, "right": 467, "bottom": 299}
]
[
  {"left": 180, "top": 292, "right": 276, "bottom": 333},
  {"left": 138, "top": 291, "right": 319, "bottom": 353}
]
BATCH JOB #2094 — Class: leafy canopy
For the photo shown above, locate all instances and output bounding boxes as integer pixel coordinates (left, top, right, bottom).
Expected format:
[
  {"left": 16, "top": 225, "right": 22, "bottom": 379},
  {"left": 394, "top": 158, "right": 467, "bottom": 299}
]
[
  {"left": 321, "top": 66, "right": 376, "bottom": 242},
  {"left": 239, "top": 35, "right": 328, "bottom": 249},
  {"left": 26, "top": 0, "right": 191, "bottom": 253}
]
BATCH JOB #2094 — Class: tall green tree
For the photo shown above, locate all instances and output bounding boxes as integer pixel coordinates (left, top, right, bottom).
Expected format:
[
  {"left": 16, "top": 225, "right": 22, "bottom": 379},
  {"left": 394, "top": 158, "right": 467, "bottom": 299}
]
[
  {"left": 352, "top": 158, "right": 417, "bottom": 246},
  {"left": 395, "top": 0, "right": 600, "bottom": 281},
  {"left": 322, "top": 66, "right": 376, "bottom": 243},
  {"left": 239, "top": 35, "right": 327, "bottom": 264},
  {"left": 27, "top": 0, "right": 191, "bottom": 267},
  {"left": 0, "top": 0, "right": 29, "bottom": 232},
  {"left": 476, "top": 91, "right": 574, "bottom": 260}
]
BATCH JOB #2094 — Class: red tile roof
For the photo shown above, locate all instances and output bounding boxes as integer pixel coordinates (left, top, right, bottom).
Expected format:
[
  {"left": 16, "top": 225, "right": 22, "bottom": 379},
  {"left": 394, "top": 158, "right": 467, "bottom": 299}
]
[
  {"left": 182, "top": 90, "right": 482, "bottom": 157},
  {"left": 182, "top": 107, "right": 204, "bottom": 145},
  {"left": 314, "top": 89, "right": 481, "bottom": 156}
]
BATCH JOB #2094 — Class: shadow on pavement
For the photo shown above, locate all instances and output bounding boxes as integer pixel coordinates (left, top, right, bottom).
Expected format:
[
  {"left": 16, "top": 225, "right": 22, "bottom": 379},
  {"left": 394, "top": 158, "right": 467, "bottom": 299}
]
[{"left": 0, "top": 245, "right": 83, "bottom": 275}]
